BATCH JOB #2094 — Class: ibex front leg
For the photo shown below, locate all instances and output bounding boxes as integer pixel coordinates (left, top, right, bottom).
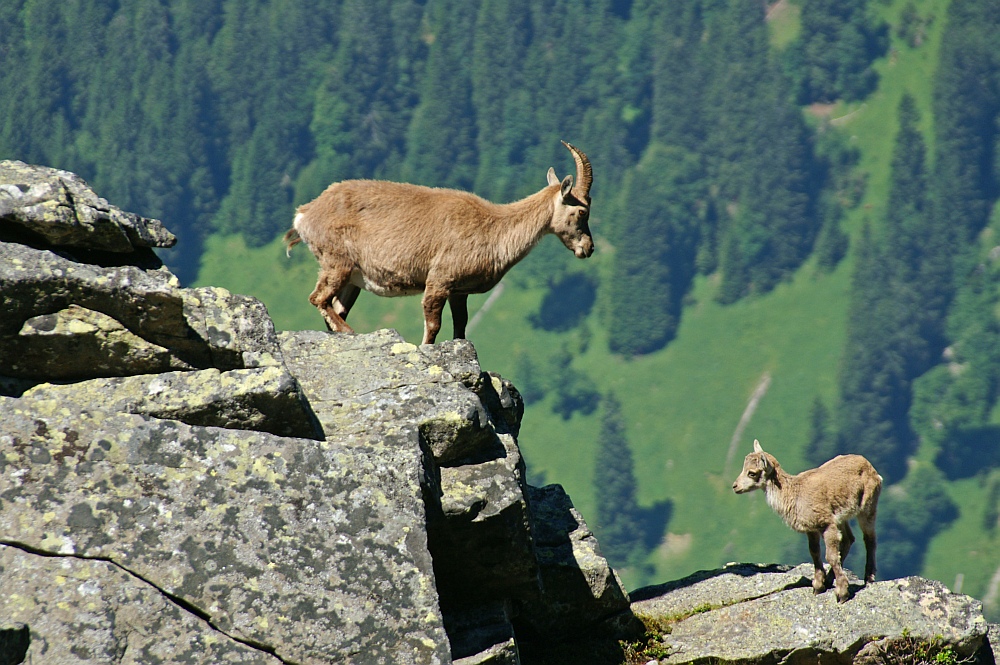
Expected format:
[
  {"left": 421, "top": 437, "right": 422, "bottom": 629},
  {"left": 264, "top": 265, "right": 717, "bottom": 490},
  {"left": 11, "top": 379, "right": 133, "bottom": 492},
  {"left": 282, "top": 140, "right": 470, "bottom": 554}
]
[
  {"left": 449, "top": 294, "right": 469, "bottom": 340},
  {"left": 807, "top": 531, "right": 826, "bottom": 595},
  {"left": 421, "top": 285, "right": 449, "bottom": 345},
  {"left": 824, "top": 524, "right": 850, "bottom": 603}
]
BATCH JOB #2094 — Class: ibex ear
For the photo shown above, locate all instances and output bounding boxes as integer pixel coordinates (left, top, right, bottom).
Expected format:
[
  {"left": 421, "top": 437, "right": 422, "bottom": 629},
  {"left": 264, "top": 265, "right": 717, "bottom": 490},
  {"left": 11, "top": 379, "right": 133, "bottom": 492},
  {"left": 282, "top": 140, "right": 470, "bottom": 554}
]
[
  {"left": 547, "top": 167, "right": 559, "bottom": 187},
  {"left": 560, "top": 174, "right": 574, "bottom": 200},
  {"left": 753, "top": 439, "right": 763, "bottom": 453}
]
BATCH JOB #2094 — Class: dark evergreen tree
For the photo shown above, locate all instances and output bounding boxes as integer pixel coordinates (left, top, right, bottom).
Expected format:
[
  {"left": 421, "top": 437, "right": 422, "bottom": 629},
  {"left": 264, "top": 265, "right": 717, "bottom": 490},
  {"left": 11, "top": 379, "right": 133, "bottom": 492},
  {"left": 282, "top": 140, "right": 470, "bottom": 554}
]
[
  {"left": 470, "top": 0, "right": 534, "bottom": 202},
  {"left": 812, "top": 131, "right": 861, "bottom": 273},
  {"left": 883, "top": 94, "right": 934, "bottom": 377},
  {"left": 835, "top": 96, "right": 945, "bottom": 484},
  {"left": 805, "top": 397, "right": 836, "bottom": 465},
  {"left": 646, "top": 0, "right": 709, "bottom": 152},
  {"left": 402, "top": 0, "right": 478, "bottom": 190},
  {"left": 549, "top": 346, "right": 601, "bottom": 420},
  {"left": 836, "top": 223, "right": 910, "bottom": 483},
  {"left": 931, "top": 0, "right": 1000, "bottom": 247},
  {"left": 593, "top": 393, "right": 642, "bottom": 567},
  {"left": 605, "top": 144, "right": 704, "bottom": 356},
  {"left": 705, "top": 0, "right": 816, "bottom": 302},
  {"left": 790, "top": 0, "right": 884, "bottom": 103},
  {"left": 297, "top": 0, "right": 415, "bottom": 204}
]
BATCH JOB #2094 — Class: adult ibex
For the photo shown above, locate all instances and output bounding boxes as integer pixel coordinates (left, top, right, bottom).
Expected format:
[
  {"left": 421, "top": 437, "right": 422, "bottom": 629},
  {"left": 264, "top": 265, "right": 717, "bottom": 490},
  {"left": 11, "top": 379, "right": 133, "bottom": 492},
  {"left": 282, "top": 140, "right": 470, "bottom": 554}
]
[
  {"left": 732, "top": 439, "right": 882, "bottom": 603},
  {"left": 284, "top": 141, "right": 594, "bottom": 344}
]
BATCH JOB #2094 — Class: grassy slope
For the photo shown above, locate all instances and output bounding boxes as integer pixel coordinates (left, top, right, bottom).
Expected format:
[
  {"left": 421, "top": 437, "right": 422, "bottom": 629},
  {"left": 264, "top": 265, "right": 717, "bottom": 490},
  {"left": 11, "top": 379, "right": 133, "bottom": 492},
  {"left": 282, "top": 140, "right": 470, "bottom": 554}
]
[{"left": 195, "top": 0, "right": 998, "bottom": 613}]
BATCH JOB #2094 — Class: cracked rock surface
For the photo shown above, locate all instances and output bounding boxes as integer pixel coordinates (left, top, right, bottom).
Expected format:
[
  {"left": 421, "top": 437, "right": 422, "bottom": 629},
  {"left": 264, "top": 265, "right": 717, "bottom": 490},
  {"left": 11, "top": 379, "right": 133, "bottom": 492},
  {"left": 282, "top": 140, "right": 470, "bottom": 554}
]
[
  {"left": 0, "top": 404, "right": 445, "bottom": 664},
  {"left": 0, "top": 543, "right": 283, "bottom": 664}
]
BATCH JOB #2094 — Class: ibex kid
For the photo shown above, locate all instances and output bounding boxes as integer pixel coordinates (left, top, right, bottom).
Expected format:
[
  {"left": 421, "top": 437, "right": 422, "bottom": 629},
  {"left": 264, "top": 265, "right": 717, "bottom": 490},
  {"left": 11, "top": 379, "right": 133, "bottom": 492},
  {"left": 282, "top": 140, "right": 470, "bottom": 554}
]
[{"left": 732, "top": 439, "right": 882, "bottom": 603}]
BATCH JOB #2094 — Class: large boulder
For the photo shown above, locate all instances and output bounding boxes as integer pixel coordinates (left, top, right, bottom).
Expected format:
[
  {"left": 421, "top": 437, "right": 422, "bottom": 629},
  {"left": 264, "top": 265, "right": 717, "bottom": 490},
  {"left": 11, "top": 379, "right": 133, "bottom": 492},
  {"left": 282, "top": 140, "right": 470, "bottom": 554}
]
[
  {"left": 0, "top": 160, "right": 175, "bottom": 252},
  {"left": 627, "top": 563, "right": 991, "bottom": 664},
  {"left": 0, "top": 242, "right": 283, "bottom": 380},
  {"left": 0, "top": 403, "right": 448, "bottom": 664}
]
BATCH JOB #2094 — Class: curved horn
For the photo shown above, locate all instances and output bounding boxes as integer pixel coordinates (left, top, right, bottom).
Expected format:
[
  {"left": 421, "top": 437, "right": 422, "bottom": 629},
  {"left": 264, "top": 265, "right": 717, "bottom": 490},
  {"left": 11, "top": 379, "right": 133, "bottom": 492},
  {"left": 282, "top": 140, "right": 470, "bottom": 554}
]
[{"left": 561, "top": 140, "right": 592, "bottom": 201}]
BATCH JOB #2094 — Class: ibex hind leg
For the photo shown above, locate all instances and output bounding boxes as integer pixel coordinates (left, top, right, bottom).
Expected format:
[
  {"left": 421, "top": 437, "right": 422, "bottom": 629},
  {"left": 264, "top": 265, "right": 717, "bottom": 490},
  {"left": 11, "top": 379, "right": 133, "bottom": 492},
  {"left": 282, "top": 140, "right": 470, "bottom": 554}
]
[
  {"left": 839, "top": 522, "right": 855, "bottom": 563},
  {"left": 858, "top": 510, "right": 877, "bottom": 584},
  {"left": 310, "top": 267, "right": 355, "bottom": 333},
  {"left": 336, "top": 283, "right": 361, "bottom": 321}
]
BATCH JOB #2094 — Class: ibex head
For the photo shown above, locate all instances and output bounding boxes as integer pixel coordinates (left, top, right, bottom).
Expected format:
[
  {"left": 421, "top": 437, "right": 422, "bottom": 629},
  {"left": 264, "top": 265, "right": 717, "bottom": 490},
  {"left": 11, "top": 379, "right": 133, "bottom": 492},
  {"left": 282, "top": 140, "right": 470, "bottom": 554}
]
[
  {"left": 732, "top": 440, "right": 778, "bottom": 494},
  {"left": 547, "top": 141, "right": 594, "bottom": 259}
]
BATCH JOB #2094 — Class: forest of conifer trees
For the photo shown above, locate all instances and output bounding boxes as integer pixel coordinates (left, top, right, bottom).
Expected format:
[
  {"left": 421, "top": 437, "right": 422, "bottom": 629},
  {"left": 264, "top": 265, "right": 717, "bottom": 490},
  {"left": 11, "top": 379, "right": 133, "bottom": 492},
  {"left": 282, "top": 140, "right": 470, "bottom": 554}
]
[{"left": 3, "top": 0, "right": 1000, "bottom": 588}]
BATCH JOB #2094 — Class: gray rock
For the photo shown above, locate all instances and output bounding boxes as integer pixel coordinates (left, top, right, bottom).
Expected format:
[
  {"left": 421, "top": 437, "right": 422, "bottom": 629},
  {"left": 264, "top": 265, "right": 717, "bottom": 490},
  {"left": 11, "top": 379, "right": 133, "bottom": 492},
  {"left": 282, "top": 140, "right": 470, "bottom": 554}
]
[
  {"left": 515, "top": 484, "right": 634, "bottom": 640},
  {"left": 0, "top": 544, "right": 283, "bottom": 664},
  {"left": 649, "top": 576, "right": 988, "bottom": 664},
  {"left": 278, "top": 329, "right": 498, "bottom": 463},
  {"left": 630, "top": 562, "right": 814, "bottom": 623},
  {"left": 445, "top": 602, "right": 520, "bottom": 665},
  {"left": 280, "top": 329, "right": 539, "bottom": 603},
  {"left": 0, "top": 404, "right": 449, "bottom": 665},
  {"left": 0, "top": 160, "right": 176, "bottom": 251},
  {"left": 432, "top": 430, "right": 537, "bottom": 603},
  {"left": 19, "top": 365, "right": 319, "bottom": 439},
  {"left": 452, "top": 641, "right": 520, "bottom": 665},
  {"left": 10, "top": 304, "right": 192, "bottom": 378},
  {"left": 0, "top": 243, "right": 282, "bottom": 379}
]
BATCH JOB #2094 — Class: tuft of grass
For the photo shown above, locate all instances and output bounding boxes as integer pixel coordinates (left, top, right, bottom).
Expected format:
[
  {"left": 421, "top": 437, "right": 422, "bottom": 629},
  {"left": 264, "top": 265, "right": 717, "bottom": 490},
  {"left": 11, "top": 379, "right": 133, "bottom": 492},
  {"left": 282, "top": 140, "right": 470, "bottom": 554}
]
[
  {"left": 854, "top": 631, "right": 971, "bottom": 665},
  {"left": 620, "top": 632, "right": 673, "bottom": 665}
]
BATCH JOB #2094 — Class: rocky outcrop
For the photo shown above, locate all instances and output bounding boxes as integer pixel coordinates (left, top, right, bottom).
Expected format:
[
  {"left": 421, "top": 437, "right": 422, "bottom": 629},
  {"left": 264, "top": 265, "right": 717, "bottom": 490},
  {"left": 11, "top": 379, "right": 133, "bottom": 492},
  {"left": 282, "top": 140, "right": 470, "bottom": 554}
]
[
  {"left": 0, "top": 162, "right": 631, "bottom": 664},
  {"left": 0, "top": 160, "right": 176, "bottom": 253},
  {"left": 1, "top": 161, "right": 996, "bottom": 664}
]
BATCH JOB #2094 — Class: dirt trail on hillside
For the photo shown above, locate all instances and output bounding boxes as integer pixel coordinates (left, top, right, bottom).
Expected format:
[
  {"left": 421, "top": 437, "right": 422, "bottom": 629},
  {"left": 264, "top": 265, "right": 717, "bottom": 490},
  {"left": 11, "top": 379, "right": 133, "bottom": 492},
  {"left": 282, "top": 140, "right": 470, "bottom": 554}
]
[{"left": 724, "top": 371, "right": 772, "bottom": 477}]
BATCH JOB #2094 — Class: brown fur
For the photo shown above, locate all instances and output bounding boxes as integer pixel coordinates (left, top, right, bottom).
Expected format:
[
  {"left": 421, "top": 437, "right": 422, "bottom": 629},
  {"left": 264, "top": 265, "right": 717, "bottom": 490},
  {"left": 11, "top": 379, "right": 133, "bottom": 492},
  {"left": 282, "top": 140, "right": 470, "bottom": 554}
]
[
  {"left": 732, "top": 439, "right": 882, "bottom": 603},
  {"left": 286, "top": 142, "right": 594, "bottom": 344}
]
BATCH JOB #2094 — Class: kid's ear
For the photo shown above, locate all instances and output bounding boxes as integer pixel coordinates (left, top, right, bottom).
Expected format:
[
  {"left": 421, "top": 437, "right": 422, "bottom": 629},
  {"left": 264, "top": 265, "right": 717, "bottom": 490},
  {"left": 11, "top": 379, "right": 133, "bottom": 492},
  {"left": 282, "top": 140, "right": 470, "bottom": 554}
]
[{"left": 753, "top": 439, "right": 763, "bottom": 453}]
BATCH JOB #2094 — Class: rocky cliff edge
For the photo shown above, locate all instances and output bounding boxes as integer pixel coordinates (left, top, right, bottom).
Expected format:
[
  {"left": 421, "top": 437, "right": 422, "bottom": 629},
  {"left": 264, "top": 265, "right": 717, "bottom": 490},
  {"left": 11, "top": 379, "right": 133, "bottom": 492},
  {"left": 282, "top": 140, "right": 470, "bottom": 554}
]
[{"left": 0, "top": 161, "right": 996, "bottom": 665}]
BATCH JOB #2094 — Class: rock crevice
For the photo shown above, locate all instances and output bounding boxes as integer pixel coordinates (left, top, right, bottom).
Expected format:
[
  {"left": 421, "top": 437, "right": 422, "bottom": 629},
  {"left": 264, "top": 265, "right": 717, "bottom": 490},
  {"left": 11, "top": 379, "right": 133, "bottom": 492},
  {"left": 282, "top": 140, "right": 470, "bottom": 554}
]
[{"left": 0, "top": 540, "right": 293, "bottom": 664}]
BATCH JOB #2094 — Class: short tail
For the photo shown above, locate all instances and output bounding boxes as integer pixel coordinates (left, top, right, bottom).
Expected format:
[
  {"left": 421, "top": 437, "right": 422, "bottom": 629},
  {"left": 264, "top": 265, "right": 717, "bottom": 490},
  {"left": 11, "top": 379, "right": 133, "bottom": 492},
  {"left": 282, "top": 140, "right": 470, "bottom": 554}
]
[{"left": 283, "top": 228, "right": 302, "bottom": 258}]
